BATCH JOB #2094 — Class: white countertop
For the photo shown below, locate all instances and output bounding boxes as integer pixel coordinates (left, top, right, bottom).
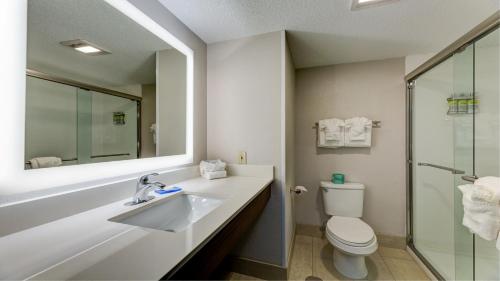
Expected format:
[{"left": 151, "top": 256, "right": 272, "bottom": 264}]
[{"left": 0, "top": 169, "right": 273, "bottom": 280}]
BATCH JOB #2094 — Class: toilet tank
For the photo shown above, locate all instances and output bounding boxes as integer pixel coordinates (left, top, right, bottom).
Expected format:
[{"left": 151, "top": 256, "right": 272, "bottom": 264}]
[{"left": 321, "top": 181, "right": 365, "bottom": 217}]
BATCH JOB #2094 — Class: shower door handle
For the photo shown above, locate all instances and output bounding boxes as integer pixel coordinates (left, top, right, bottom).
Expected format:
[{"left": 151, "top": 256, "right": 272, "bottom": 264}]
[{"left": 417, "top": 162, "right": 465, "bottom": 175}]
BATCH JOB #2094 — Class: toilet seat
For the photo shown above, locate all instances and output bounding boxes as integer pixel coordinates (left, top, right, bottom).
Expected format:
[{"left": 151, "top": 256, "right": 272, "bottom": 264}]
[
  {"left": 325, "top": 216, "right": 377, "bottom": 256},
  {"left": 327, "top": 216, "right": 375, "bottom": 246}
]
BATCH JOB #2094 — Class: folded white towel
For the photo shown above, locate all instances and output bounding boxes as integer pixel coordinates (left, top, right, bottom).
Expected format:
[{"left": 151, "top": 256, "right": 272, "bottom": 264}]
[
  {"left": 29, "top": 157, "right": 62, "bottom": 169},
  {"left": 472, "top": 177, "right": 500, "bottom": 203},
  {"left": 345, "top": 117, "right": 372, "bottom": 140},
  {"left": 458, "top": 183, "right": 500, "bottom": 242},
  {"left": 319, "top": 119, "right": 344, "bottom": 141},
  {"left": 200, "top": 159, "right": 226, "bottom": 173},
  {"left": 202, "top": 170, "right": 227, "bottom": 180}
]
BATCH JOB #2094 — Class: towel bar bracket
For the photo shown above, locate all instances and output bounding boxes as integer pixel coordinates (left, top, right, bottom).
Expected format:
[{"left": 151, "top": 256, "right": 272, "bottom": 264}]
[{"left": 461, "top": 175, "right": 478, "bottom": 182}]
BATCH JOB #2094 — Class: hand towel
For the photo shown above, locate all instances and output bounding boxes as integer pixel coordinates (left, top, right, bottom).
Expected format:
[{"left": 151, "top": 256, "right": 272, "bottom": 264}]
[
  {"left": 202, "top": 170, "right": 227, "bottom": 180},
  {"left": 319, "top": 118, "right": 344, "bottom": 141},
  {"left": 345, "top": 117, "right": 372, "bottom": 140},
  {"left": 29, "top": 157, "right": 62, "bottom": 169}
]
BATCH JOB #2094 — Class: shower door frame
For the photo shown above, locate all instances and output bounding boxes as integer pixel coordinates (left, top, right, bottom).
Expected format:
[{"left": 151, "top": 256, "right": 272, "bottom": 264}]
[{"left": 405, "top": 11, "right": 499, "bottom": 281}]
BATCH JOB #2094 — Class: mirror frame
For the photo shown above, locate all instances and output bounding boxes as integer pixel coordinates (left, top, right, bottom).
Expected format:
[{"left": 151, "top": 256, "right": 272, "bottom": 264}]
[{"left": 0, "top": 0, "right": 194, "bottom": 196}]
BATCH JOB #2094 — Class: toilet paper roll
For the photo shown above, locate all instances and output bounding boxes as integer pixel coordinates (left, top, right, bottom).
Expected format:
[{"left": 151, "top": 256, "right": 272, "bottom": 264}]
[{"left": 292, "top": 186, "right": 308, "bottom": 194}]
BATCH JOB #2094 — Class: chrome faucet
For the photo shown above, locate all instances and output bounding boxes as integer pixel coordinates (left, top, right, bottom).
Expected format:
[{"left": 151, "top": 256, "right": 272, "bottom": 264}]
[{"left": 131, "top": 173, "right": 166, "bottom": 205}]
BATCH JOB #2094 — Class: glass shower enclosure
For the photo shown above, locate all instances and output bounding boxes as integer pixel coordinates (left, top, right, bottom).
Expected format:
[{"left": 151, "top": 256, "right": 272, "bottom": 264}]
[
  {"left": 25, "top": 74, "right": 140, "bottom": 168},
  {"left": 407, "top": 20, "right": 499, "bottom": 281}
]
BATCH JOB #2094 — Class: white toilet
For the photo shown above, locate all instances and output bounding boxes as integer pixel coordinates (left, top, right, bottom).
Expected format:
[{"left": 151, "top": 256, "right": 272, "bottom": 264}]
[{"left": 321, "top": 181, "right": 378, "bottom": 279}]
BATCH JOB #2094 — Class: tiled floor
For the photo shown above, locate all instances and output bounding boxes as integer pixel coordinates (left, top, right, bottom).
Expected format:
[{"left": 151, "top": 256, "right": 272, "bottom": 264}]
[
  {"left": 288, "top": 235, "right": 430, "bottom": 281},
  {"left": 225, "top": 234, "right": 430, "bottom": 281}
]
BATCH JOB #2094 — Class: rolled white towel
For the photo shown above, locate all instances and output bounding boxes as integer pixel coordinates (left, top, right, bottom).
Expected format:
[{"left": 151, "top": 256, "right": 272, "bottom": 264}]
[
  {"left": 458, "top": 184, "right": 500, "bottom": 242},
  {"left": 29, "top": 157, "right": 62, "bottom": 169}
]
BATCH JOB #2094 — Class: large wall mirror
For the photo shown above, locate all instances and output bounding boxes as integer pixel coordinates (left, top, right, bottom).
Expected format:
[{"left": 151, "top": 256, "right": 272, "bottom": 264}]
[{"left": 25, "top": 0, "right": 189, "bottom": 169}]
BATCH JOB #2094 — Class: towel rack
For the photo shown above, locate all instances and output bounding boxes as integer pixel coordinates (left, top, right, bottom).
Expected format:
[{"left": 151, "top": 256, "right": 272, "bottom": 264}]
[
  {"left": 90, "top": 153, "right": 130, "bottom": 159},
  {"left": 312, "top": 120, "right": 381, "bottom": 129},
  {"left": 417, "top": 162, "right": 465, "bottom": 175}
]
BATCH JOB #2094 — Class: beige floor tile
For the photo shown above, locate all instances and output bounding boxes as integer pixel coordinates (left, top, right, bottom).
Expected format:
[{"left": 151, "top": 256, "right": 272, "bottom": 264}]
[
  {"left": 296, "top": 235, "right": 315, "bottom": 244},
  {"left": 313, "top": 237, "right": 334, "bottom": 260},
  {"left": 384, "top": 258, "right": 429, "bottom": 281},
  {"left": 289, "top": 235, "right": 313, "bottom": 280},
  {"left": 364, "top": 254, "right": 395, "bottom": 281},
  {"left": 226, "top": 272, "right": 264, "bottom": 280},
  {"left": 312, "top": 250, "right": 394, "bottom": 281},
  {"left": 378, "top": 247, "right": 413, "bottom": 261},
  {"left": 313, "top": 256, "right": 346, "bottom": 281}
]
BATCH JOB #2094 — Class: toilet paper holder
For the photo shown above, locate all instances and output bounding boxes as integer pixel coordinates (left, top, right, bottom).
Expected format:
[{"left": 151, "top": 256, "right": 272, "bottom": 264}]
[{"left": 291, "top": 186, "right": 308, "bottom": 194}]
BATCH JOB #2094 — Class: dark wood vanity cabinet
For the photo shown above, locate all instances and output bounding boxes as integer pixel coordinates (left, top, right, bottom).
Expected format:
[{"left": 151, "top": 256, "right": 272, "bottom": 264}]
[{"left": 162, "top": 183, "right": 272, "bottom": 280}]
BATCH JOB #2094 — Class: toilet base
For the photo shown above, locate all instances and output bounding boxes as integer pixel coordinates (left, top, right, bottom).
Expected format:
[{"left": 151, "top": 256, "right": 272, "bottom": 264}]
[{"left": 333, "top": 249, "right": 368, "bottom": 279}]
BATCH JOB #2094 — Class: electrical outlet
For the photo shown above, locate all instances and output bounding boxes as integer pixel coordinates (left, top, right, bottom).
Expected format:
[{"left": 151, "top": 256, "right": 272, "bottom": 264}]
[{"left": 238, "top": 151, "right": 247, "bottom": 164}]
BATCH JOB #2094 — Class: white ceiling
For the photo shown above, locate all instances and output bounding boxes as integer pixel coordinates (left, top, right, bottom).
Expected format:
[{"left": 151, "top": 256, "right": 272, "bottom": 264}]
[
  {"left": 28, "top": 0, "right": 172, "bottom": 87},
  {"left": 159, "top": 0, "right": 499, "bottom": 68}
]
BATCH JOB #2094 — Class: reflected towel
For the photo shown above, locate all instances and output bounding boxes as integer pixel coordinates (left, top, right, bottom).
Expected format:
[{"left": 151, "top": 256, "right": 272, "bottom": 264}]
[{"left": 29, "top": 157, "right": 62, "bottom": 169}]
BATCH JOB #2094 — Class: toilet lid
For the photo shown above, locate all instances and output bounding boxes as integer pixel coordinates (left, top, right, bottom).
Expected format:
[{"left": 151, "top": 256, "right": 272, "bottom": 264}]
[{"left": 326, "top": 216, "right": 375, "bottom": 247}]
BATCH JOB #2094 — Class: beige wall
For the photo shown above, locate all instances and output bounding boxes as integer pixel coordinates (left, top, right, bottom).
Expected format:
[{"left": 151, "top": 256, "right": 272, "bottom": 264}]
[
  {"left": 141, "top": 84, "right": 156, "bottom": 158},
  {"left": 129, "top": 0, "right": 207, "bottom": 165},
  {"left": 294, "top": 58, "right": 406, "bottom": 237},
  {"left": 405, "top": 53, "right": 436, "bottom": 76},
  {"left": 207, "top": 31, "right": 284, "bottom": 265},
  {"left": 156, "top": 49, "right": 187, "bottom": 156}
]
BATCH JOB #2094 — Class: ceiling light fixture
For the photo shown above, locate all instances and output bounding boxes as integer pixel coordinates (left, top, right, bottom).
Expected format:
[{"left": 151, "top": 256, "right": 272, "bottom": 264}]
[
  {"left": 60, "top": 39, "right": 110, "bottom": 55},
  {"left": 351, "top": 0, "right": 399, "bottom": 11}
]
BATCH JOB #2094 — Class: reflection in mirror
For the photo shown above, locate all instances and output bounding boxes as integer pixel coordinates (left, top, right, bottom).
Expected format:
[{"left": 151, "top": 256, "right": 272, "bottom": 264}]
[{"left": 25, "top": 0, "right": 187, "bottom": 169}]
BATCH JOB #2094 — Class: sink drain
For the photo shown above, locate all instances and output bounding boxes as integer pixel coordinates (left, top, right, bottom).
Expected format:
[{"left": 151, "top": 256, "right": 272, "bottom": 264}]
[{"left": 305, "top": 276, "right": 323, "bottom": 281}]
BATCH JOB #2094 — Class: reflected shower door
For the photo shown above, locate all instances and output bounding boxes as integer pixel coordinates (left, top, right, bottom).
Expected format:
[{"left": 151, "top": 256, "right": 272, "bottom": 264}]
[{"left": 77, "top": 89, "right": 139, "bottom": 163}]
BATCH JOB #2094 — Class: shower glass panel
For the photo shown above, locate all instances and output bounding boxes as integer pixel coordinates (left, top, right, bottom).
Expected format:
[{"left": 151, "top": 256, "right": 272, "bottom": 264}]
[
  {"left": 412, "top": 54, "right": 464, "bottom": 280},
  {"left": 452, "top": 43, "right": 474, "bottom": 281},
  {"left": 474, "top": 28, "right": 500, "bottom": 281},
  {"left": 411, "top": 24, "right": 499, "bottom": 281}
]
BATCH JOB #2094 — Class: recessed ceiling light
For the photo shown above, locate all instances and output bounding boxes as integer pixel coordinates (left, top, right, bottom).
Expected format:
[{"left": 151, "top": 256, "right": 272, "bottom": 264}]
[
  {"left": 60, "top": 39, "right": 110, "bottom": 55},
  {"left": 351, "top": 0, "right": 399, "bottom": 11}
]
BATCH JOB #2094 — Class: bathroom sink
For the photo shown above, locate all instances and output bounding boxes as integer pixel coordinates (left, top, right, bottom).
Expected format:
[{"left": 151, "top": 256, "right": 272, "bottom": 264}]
[{"left": 110, "top": 193, "right": 223, "bottom": 232}]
